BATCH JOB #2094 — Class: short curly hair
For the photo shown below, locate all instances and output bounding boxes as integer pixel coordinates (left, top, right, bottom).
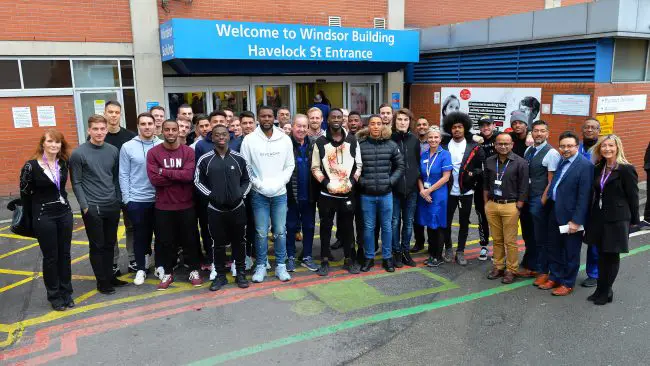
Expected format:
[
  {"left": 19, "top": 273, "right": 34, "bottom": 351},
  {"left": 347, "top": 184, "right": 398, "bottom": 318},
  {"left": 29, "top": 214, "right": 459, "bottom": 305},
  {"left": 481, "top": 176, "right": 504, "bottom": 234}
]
[{"left": 442, "top": 111, "right": 472, "bottom": 137}]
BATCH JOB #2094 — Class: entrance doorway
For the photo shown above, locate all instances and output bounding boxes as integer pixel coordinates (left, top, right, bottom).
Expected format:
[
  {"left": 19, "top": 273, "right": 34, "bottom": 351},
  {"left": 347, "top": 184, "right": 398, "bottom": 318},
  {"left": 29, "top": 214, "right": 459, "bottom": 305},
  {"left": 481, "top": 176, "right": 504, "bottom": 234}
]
[
  {"left": 295, "top": 82, "right": 344, "bottom": 115},
  {"left": 74, "top": 90, "right": 122, "bottom": 143}
]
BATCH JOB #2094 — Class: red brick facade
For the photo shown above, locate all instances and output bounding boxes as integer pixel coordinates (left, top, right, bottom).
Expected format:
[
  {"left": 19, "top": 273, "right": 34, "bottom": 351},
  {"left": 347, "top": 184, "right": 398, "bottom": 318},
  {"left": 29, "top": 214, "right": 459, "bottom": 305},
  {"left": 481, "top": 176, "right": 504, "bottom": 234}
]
[
  {"left": 158, "top": 0, "right": 387, "bottom": 28},
  {"left": 0, "top": 0, "right": 132, "bottom": 42},
  {"left": 409, "top": 82, "right": 648, "bottom": 180},
  {"left": 0, "top": 97, "right": 78, "bottom": 196}
]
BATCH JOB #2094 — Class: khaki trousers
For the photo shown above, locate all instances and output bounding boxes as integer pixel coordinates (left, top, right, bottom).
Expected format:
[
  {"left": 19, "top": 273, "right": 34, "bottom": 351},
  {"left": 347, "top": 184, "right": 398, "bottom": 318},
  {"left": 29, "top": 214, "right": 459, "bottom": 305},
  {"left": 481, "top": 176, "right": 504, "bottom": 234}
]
[{"left": 485, "top": 201, "right": 520, "bottom": 273}]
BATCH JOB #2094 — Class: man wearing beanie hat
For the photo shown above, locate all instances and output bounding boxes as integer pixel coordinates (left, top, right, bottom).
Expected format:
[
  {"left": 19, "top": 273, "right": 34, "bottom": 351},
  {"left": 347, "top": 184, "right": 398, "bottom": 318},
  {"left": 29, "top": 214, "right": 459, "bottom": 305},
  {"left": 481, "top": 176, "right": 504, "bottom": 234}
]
[{"left": 509, "top": 110, "right": 530, "bottom": 158}]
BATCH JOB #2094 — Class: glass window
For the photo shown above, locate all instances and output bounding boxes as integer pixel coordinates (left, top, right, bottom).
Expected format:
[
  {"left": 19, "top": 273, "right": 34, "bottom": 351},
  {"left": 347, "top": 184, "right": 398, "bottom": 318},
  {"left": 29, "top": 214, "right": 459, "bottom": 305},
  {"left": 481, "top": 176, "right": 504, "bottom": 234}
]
[
  {"left": 21, "top": 60, "right": 72, "bottom": 89},
  {"left": 120, "top": 60, "right": 134, "bottom": 87},
  {"left": 349, "top": 83, "right": 379, "bottom": 115},
  {"left": 123, "top": 89, "right": 137, "bottom": 132},
  {"left": 254, "top": 85, "right": 289, "bottom": 115},
  {"left": 0, "top": 60, "right": 21, "bottom": 89},
  {"left": 73, "top": 60, "right": 119, "bottom": 88},
  {"left": 612, "top": 39, "right": 648, "bottom": 82},
  {"left": 78, "top": 91, "right": 120, "bottom": 133},
  {"left": 213, "top": 90, "right": 247, "bottom": 115},
  {"left": 167, "top": 91, "right": 207, "bottom": 120}
]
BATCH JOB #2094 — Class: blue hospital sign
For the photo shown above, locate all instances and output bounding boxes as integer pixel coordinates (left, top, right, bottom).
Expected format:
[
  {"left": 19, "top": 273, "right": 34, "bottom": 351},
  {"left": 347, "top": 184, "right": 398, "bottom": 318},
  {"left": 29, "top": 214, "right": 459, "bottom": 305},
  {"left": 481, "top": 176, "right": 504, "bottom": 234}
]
[{"left": 160, "top": 19, "right": 419, "bottom": 63}]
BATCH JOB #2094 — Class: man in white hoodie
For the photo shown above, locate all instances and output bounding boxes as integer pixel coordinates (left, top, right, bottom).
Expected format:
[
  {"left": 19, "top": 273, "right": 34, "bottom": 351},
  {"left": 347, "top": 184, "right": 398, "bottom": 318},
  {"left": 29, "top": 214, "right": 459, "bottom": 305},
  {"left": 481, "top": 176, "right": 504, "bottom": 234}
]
[
  {"left": 119, "top": 112, "right": 162, "bottom": 285},
  {"left": 240, "top": 105, "right": 295, "bottom": 283}
]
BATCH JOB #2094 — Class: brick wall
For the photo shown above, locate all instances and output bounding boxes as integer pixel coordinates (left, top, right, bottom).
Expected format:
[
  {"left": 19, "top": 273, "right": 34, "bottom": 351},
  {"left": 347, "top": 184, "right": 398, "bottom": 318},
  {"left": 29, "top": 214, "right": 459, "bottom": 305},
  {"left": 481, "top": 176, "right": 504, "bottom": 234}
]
[
  {"left": 159, "top": 0, "right": 387, "bottom": 28},
  {"left": 409, "top": 82, "right": 648, "bottom": 180},
  {"left": 0, "top": 0, "right": 132, "bottom": 42},
  {"left": 405, "top": 0, "right": 591, "bottom": 28},
  {"left": 0, "top": 97, "right": 78, "bottom": 196}
]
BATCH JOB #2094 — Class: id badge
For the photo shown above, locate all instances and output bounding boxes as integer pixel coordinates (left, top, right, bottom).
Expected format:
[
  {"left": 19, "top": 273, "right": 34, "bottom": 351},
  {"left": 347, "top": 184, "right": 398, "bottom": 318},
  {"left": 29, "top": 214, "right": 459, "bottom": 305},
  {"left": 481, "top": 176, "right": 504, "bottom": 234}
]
[
  {"left": 423, "top": 182, "right": 431, "bottom": 189},
  {"left": 599, "top": 198, "right": 602, "bottom": 209},
  {"left": 494, "top": 188, "right": 503, "bottom": 196},
  {"left": 494, "top": 180, "right": 502, "bottom": 185},
  {"left": 59, "top": 195, "right": 65, "bottom": 204}
]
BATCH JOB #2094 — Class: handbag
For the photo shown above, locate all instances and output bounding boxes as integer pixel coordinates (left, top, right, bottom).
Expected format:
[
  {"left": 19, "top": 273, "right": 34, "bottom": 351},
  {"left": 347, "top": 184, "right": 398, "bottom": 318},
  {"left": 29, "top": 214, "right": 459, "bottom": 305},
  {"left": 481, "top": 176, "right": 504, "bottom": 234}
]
[{"left": 7, "top": 198, "right": 35, "bottom": 238}]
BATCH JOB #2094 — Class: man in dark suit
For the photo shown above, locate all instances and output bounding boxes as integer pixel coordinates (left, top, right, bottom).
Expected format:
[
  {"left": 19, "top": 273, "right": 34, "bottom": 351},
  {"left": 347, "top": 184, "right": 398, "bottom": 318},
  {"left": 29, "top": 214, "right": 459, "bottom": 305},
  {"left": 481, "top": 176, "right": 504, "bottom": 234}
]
[
  {"left": 641, "top": 142, "right": 650, "bottom": 228},
  {"left": 539, "top": 131, "right": 594, "bottom": 296}
]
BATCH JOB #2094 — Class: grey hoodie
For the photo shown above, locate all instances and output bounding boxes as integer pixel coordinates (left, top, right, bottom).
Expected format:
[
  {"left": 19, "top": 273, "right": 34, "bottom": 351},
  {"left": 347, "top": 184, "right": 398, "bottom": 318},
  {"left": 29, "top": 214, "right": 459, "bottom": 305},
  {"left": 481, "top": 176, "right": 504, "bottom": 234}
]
[{"left": 119, "top": 135, "right": 162, "bottom": 203}]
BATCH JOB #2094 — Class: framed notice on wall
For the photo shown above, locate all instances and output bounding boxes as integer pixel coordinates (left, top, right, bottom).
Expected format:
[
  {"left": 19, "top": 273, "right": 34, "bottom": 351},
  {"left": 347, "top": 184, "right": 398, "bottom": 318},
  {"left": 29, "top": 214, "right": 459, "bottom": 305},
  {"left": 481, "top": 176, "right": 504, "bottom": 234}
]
[
  {"left": 596, "top": 94, "right": 647, "bottom": 113},
  {"left": 552, "top": 94, "right": 591, "bottom": 116}
]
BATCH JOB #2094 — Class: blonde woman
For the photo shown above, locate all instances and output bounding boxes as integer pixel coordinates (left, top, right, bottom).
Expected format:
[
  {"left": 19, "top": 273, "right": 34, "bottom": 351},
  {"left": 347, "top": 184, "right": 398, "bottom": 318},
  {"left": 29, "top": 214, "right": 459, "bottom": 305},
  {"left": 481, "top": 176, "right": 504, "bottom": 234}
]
[{"left": 584, "top": 135, "right": 639, "bottom": 305}]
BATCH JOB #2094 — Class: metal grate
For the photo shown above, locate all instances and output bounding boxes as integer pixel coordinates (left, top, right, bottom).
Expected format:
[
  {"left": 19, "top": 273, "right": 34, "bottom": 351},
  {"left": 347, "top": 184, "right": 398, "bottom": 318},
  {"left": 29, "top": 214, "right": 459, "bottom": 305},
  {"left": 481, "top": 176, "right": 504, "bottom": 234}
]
[
  {"left": 374, "top": 18, "right": 386, "bottom": 29},
  {"left": 411, "top": 40, "right": 601, "bottom": 83},
  {"left": 328, "top": 16, "right": 342, "bottom": 27}
]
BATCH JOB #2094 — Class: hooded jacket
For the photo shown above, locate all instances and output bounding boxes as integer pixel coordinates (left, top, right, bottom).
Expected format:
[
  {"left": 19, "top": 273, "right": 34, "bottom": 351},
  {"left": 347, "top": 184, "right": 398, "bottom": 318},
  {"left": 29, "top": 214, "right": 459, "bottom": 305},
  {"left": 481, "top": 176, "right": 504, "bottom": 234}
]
[
  {"left": 442, "top": 137, "right": 485, "bottom": 195},
  {"left": 119, "top": 135, "right": 162, "bottom": 204},
  {"left": 311, "top": 128, "right": 362, "bottom": 198},
  {"left": 240, "top": 126, "right": 295, "bottom": 197},
  {"left": 195, "top": 132, "right": 243, "bottom": 160},
  {"left": 391, "top": 131, "right": 421, "bottom": 197},
  {"left": 287, "top": 135, "right": 319, "bottom": 203},
  {"left": 356, "top": 126, "right": 405, "bottom": 196},
  {"left": 194, "top": 148, "right": 251, "bottom": 211}
]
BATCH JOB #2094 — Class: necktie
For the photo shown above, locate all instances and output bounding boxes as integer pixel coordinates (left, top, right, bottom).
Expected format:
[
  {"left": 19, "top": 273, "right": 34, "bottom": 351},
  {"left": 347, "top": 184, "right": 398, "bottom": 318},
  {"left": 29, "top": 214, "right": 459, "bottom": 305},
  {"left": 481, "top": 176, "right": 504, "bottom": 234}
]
[{"left": 525, "top": 147, "right": 537, "bottom": 163}]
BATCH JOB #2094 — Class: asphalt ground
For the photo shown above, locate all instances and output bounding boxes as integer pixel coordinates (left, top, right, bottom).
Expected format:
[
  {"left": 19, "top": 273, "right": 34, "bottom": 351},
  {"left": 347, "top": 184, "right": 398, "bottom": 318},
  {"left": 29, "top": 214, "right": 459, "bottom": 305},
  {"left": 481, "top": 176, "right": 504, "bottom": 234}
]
[{"left": 1, "top": 200, "right": 649, "bottom": 365}]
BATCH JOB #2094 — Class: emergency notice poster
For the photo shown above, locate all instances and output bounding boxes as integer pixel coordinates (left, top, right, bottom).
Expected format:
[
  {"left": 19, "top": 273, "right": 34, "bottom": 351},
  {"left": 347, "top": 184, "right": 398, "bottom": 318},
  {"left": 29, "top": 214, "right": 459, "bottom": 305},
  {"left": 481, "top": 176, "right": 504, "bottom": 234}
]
[{"left": 440, "top": 87, "right": 542, "bottom": 133}]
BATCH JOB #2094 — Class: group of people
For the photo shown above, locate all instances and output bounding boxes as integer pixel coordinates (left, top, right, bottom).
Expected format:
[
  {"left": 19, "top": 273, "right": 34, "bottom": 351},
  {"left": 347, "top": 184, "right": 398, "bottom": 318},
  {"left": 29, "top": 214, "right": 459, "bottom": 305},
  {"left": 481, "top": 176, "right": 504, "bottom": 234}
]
[{"left": 19, "top": 99, "right": 643, "bottom": 311}]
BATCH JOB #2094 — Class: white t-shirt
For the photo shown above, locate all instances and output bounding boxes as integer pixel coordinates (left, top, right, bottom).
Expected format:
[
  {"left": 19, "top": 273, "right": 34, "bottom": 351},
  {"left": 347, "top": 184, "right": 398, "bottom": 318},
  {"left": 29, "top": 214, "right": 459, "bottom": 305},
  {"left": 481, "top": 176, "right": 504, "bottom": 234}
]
[{"left": 448, "top": 139, "right": 474, "bottom": 196}]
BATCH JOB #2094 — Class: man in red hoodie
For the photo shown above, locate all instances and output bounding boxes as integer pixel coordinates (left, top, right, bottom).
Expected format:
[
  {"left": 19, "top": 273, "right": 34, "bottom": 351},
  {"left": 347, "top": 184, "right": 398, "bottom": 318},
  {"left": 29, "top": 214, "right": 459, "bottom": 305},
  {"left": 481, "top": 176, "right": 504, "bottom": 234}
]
[{"left": 147, "top": 119, "right": 203, "bottom": 290}]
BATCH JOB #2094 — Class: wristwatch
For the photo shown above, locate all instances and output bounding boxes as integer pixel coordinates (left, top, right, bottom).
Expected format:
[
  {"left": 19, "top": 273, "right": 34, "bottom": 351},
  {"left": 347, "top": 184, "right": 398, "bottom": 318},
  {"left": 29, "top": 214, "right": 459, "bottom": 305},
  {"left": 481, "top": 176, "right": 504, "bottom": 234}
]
[{"left": 158, "top": 168, "right": 163, "bottom": 175}]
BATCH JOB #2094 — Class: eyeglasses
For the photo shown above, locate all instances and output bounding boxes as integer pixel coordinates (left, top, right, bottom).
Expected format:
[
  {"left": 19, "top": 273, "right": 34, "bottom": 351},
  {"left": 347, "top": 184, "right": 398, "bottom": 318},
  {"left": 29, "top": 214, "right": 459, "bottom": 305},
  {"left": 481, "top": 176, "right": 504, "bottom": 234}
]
[{"left": 559, "top": 144, "right": 577, "bottom": 150}]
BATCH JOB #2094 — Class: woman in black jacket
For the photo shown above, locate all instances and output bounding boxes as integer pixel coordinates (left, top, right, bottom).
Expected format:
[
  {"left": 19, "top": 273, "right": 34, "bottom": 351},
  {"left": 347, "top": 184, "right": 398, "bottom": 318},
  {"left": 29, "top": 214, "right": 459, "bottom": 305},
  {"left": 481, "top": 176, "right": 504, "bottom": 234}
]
[
  {"left": 584, "top": 135, "right": 639, "bottom": 305},
  {"left": 20, "top": 129, "right": 74, "bottom": 311},
  {"left": 391, "top": 108, "right": 420, "bottom": 268}
]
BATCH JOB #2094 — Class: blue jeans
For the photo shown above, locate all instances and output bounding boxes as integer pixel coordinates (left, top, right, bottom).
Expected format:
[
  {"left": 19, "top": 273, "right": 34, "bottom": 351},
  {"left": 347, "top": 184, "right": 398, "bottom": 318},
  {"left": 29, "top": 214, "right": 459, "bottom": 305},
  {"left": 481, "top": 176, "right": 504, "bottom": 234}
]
[
  {"left": 286, "top": 200, "right": 315, "bottom": 259},
  {"left": 586, "top": 245, "right": 599, "bottom": 279},
  {"left": 250, "top": 191, "right": 288, "bottom": 266},
  {"left": 361, "top": 193, "right": 393, "bottom": 259},
  {"left": 391, "top": 192, "right": 417, "bottom": 253},
  {"left": 528, "top": 195, "right": 549, "bottom": 273}
]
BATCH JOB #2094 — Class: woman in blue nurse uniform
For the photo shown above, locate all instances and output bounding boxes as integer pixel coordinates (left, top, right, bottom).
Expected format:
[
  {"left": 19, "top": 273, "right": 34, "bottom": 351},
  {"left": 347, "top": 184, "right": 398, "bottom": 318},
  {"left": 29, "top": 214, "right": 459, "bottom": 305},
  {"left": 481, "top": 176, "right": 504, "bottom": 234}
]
[{"left": 417, "top": 126, "right": 452, "bottom": 267}]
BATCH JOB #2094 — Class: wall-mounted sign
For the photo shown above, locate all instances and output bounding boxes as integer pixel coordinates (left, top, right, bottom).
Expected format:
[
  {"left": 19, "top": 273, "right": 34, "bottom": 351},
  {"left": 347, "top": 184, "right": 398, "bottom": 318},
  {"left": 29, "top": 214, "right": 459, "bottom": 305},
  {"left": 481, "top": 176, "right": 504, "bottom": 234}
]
[
  {"left": 391, "top": 93, "right": 400, "bottom": 109},
  {"left": 37, "top": 106, "right": 56, "bottom": 127},
  {"left": 12, "top": 107, "right": 32, "bottom": 128},
  {"left": 596, "top": 114, "right": 614, "bottom": 135},
  {"left": 552, "top": 94, "right": 591, "bottom": 116},
  {"left": 596, "top": 94, "right": 647, "bottom": 113},
  {"left": 160, "top": 19, "right": 419, "bottom": 63},
  {"left": 440, "top": 87, "right": 542, "bottom": 133}
]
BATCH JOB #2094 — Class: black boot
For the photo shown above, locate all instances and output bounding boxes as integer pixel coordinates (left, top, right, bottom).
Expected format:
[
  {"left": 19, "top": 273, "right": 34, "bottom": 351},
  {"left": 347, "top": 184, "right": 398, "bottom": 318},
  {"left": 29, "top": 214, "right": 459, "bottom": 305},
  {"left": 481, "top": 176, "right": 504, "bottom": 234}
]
[
  {"left": 343, "top": 258, "right": 360, "bottom": 274},
  {"left": 360, "top": 258, "right": 374, "bottom": 272},
  {"left": 593, "top": 288, "right": 614, "bottom": 305},
  {"left": 402, "top": 251, "right": 417, "bottom": 267},
  {"left": 382, "top": 258, "right": 395, "bottom": 273},
  {"left": 393, "top": 252, "right": 404, "bottom": 268},
  {"left": 587, "top": 287, "right": 604, "bottom": 302}
]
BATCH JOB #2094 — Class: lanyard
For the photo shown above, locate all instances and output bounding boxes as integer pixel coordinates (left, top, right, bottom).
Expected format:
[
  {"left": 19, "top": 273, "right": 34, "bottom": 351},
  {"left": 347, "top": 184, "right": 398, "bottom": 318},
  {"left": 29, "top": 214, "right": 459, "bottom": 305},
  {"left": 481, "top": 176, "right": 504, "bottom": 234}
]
[
  {"left": 42, "top": 154, "right": 60, "bottom": 191},
  {"left": 425, "top": 150, "right": 440, "bottom": 180},
  {"left": 496, "top": 159, "right": 510, "bottom": 182},
  {"left": 600, "top": 165, "right": 616, "bottom": 194}
]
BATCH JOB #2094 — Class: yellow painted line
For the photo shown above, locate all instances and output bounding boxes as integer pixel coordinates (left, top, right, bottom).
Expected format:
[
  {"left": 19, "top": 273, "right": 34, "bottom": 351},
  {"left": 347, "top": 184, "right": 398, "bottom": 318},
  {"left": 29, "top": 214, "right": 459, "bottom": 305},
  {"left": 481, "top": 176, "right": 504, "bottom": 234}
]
[
  {"left": 72, "top": 225, "right": 86, "bottom": 233},
  {"left": 0, "top": 225, "right": 11, "bottom": 232},
  {"left": 0, "top": 233, "right": 34, "bottom": 240},
  {"left": 0, "top": 242, "right": 39, "bottom": 259},
  {"left": 0, "top": 277, "right": 35, "bottom": 294},
  {"left": 0, "top": 268, "right": 36, "bottom": 276},
  {"left": 73, "top": 214, "right": 82, "bottom": 219},
  {"left": 74, "top": 289, "right": 98, "bottom": 303},
  {"left": 71, "top": 254, "right": 89, "bottom": 265},
  {"left": 0, "top": 326, "right": 20, "bottom": 348}
]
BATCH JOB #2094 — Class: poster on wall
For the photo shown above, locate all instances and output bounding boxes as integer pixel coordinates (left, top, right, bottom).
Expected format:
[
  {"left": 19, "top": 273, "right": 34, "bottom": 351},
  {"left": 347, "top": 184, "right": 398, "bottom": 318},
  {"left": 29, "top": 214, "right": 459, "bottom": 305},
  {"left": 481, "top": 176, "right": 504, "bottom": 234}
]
[
  {"left": 440, "top": 87, "right": 542, "bottom": 133},
  {"left": 37, "top": 106, "right": 56, "bottom": 127},
  {"left": 12, "top": 107, "right": 32, "bottom": 128},
  {"left": 552, "top": 94, "right": 591, "bottom": 116},
  {"left": 350, "top": 85, "right": 371, "bottom": 115}
]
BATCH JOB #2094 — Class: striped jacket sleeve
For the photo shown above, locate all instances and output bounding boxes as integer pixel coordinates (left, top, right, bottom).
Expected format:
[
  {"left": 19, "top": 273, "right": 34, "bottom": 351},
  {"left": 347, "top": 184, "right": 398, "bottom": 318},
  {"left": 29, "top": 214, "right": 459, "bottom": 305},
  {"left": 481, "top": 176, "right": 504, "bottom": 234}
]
[{"left": 194, "top": 151, "right": 214, "bottom": 198}]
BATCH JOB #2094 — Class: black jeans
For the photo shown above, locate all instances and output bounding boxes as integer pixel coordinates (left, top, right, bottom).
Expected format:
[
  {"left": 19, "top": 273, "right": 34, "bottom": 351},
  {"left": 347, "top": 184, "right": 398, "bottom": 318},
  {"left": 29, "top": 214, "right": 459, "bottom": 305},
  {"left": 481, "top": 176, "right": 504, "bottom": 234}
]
[
  {"left": 33, "top": 202, "right": 73, "bottom": 306},
  {"left": 208, "top": 205, "right": 246, "bottom": 274},
  {"left": 244, "top": 195, "right": 256, "bottom": 258},
  {"left": 473, "top": 186, "right": 490, "bottom": 246},
  {"left": 195, "top": 195, "right": 213, "bottom": 263},
  {"left": 155, "top": 207, "right": 199, "bottom": 274},
  {"left": 82, "top": 203, "right": 120, "bottom": 290},
  {"left": 125, "top": 201, "right": 155, "bottom": 271},
  {"left": 427, "top": 227, "right": 445, "bottom": 260},
  {"left": 444, "top": 194, "right": 473, "bottom": 252},
  {"left": 318, "top": 195, "right": 355, "bottom": 260}
]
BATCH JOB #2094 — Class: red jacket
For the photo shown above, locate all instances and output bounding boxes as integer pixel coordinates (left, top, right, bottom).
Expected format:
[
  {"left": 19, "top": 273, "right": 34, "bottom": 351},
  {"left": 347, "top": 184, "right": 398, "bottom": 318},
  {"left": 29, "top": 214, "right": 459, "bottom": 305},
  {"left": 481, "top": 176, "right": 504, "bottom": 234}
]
[{"left": 146, "top": 144, "right": 195, "bottom": 210}]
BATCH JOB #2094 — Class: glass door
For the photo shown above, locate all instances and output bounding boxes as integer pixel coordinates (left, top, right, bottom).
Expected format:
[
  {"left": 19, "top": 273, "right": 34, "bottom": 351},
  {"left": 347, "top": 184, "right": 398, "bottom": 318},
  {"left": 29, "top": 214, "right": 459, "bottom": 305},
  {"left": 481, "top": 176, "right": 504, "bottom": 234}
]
[
  {"left": 166, "top": 90, "right": 208, "bottom": 120},
  {"left": 296, "top": 82, "right": 344, "bottom": 115},
  {"left": 74, "top": 90, "right": 122, "bottom": 143},
  {"left": 210, "top": 87, "right": 249, "bottom": 115},
  {"left": 254, "top": 85, "right": 290, "bottom": 115}
]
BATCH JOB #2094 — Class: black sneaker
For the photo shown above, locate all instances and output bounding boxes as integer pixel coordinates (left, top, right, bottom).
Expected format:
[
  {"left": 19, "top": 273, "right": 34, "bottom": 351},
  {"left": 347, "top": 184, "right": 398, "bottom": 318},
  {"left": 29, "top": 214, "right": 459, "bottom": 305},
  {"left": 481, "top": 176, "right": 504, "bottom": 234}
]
[
  {"left": 330, "top": 240, "right": 342, "bottom": 250},
  {"left": 111, "top": 277, "right": 128, "bottom": 287},
  {"left": 317, "top": 261, "right": 330, "bottom": 277},
  {"left": 128, "top": 260, "right": 137, "bottom": 273},
  {"left": 360, "top": 258, "right": 374, "bottom": 272},
  {"left": 209, "top": 274, "right": 228, "bottom": 291},
  {"left": 402, "top": 251, "right": 417, "bottom": 267},
  {"left": 235, "top": 273, "right": 249, "bottom": 289},
  {"left": 382, "top": 258, "right": 395, "bottom": 273},
  {"left": 112, "top": 264, "right": 122, "bottom": 277},
  {"left": 98, "top": 286, "right": 116, "bottom": 295},
  {"left": 393, "top": 252, "right": 404, "bottom": 268},
  {"left": 343, "top": 258, "right": 360, "bottom": 274}
]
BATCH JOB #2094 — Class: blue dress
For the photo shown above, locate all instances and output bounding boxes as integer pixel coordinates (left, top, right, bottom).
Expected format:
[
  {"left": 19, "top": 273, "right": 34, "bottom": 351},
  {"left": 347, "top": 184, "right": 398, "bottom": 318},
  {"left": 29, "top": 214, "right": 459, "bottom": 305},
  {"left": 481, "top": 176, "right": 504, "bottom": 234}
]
[{"left": 417, "top": 148, "right": 452, "bottom": 229}]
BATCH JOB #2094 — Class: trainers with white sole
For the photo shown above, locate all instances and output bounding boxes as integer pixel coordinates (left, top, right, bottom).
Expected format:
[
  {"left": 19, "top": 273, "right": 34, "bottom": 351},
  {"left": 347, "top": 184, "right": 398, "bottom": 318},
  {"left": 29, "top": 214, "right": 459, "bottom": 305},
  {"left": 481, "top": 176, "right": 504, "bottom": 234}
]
[
  {"left": 245, "top": 256, "right": 254, "bottom": 271},
  {"left": 134, "top": 270, "right": 146, "bottom": 285},
  {"left": 154, "top": 266, "right": 164, "bottom": 280},
  {"left": 252, "top": 265, "right": 267, "bottom": 283},
  {"left": 189, "top": 270, "right": 203, "bottom": 287},
  {"left": 231, "top": 261, "right": 237, "bottom": 276},
  {"left": 479, "top": 246, "right": 489, "bottom": 261},
  {"left": 265, "top": 259, "right": 271, "bottom": 270},
  {"left": 276, "top": 264, "right": 291, "bottom": 282}
]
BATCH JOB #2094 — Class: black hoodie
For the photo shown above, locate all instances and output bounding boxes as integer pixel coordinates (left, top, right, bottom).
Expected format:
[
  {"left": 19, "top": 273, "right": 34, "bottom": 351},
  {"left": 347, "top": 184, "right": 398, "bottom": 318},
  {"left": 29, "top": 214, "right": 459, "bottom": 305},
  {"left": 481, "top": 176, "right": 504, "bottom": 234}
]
[{"left": 391, "top": 131, "right": 421, "bottom": 197}]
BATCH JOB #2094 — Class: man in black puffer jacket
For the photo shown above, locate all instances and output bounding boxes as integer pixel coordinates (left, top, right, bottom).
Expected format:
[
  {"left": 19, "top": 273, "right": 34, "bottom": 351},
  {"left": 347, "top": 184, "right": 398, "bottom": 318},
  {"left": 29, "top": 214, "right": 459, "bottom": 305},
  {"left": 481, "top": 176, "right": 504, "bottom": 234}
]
[
  {"left": 357, "top": 114, "right": 404, "bottom": 273},
  {"left": 391, "top": 108, "right": 420, "bottom": 268}
]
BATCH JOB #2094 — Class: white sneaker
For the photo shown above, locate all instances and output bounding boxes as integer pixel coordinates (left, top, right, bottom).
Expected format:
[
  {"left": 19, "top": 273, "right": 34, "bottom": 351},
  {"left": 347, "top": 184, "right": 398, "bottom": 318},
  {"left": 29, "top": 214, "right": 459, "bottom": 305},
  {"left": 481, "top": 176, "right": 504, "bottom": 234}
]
[
  {"left": 479, "top": 247, "right": 489, "bottom": 261},
  {"left": 144, "top": 254, "right": 151, "bottom": 269},
  {"left": 276, "top": 264, "right": 291, "bottom": 282},
  {"left": 245, "top": 256, "right": 254, "bottom": 271},
  {"left": 154, "top": 266, "right": 164, "bottom": 280},
  {"left": 231, "top": 261, "right": 237, "bottom": 277},
  {"left": 134, "top": 270, "right": 146, "bottom": 286},
  {"left": 252, "top": 265, "right": 267, "bottom": 283},
  {"left": 209, "top": 267, "right": 217, "bottom": 281},
  {"left": 266, "top": 259, "right": 271, "bottom": 270}
]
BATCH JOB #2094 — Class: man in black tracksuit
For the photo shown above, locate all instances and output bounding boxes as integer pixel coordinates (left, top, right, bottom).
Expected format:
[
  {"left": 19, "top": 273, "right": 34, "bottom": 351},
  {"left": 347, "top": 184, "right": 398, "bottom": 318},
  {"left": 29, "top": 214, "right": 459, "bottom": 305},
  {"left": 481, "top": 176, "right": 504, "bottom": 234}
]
[
  {"left": 194, "top": 125, "right": 251, "bottom": 291},
  {"left": 474, "top": 115, "right": 500, "bottom": 260}
]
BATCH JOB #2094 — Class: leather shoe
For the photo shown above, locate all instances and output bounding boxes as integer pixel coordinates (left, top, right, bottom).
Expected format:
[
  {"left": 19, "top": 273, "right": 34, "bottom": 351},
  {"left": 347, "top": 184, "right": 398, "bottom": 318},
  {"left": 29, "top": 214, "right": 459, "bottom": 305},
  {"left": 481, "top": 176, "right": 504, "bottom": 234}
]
[
  {"left": 402, "top": 252, "right": 417, "bottom": 267},
  {"left": 594, "top": 289, "right": 613, "bottom": 305},
  {"left": 501, "top": 271, "right": 516, "bottom": 284},
  {"left": 382, "top": 258, "right": 395, "bottom": 273},
  {"left": 587, "top": 288, "right": 603, "bottom": 302},
  {"left": 533, "top": 274, "right": 549, "bottom": 287},
  {"left": 551, "top": 285, "right": 573, "bottom": 296},
  {"left": 393, "top": 253, "right": 404, "bottom": 268},
  {"left": 538, "top": 280, "right": 559, "bottom": 290},
  {"left": 360, "top": 258, "right": 374, "bottom": 272},
  {"left": 487, "top": 267, "right": 504, "bottom": 280},
  {"left": 97, "top": 287, "right": 116, "bottom": 295},
  {"left": 111, "top": 277, "right": 128, "bottom": 287},
  {"left": 581, "top": 277, "right": 597, "bottom": 287},
  {"left": 516, "top": 268, "right": 538, "bottom": 278}
]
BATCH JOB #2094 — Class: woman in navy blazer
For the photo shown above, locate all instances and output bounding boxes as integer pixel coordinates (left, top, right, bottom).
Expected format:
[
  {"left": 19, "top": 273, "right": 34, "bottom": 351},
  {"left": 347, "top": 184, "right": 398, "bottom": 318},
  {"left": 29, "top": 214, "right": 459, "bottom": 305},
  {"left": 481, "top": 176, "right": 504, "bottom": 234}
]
[{"left": 585, "top": 135, "right": 639, "bottom": 305}]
